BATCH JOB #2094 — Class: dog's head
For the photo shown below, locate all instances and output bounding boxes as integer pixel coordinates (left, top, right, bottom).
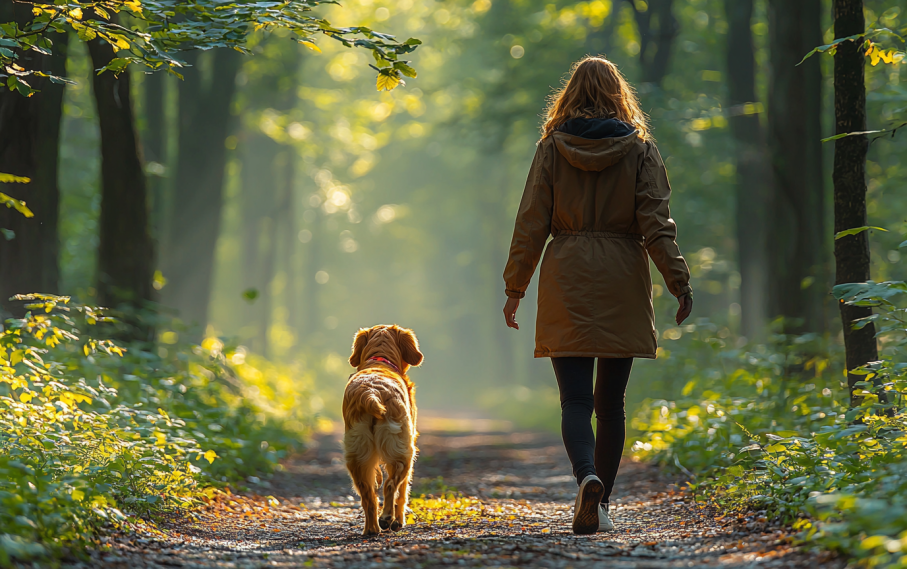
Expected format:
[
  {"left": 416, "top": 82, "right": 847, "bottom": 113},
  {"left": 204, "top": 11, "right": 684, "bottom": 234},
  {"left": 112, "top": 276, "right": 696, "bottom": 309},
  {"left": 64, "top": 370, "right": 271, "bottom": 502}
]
[{"left": 349, "top": 324, "right": 423, "bottom": 374}]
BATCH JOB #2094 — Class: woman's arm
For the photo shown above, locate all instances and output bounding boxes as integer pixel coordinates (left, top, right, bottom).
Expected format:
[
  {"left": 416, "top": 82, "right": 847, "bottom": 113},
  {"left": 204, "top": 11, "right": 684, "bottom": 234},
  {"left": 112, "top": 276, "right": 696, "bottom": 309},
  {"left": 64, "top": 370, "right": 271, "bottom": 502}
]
[
  {"left": 635, "top": 142, "right": 694, "bottom": 308},
  {"left": 501, "top": 142, "right": 555, "bottom": 327}
]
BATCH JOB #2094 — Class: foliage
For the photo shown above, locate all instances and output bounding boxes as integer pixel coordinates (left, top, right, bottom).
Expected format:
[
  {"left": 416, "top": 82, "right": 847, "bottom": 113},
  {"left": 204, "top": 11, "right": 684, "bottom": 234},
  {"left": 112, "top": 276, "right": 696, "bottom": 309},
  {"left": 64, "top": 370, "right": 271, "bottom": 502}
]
[
  {"left": 0, "top": 294, "right": 315, "bottom": 564},
  {"left": 0, "top": 172, "right": 33, "bottom": 242},
  {"left": 632, "top": 279, "right": 907, "bottom": 567},
  {"left": 1, "top": 0, "right": 420, "bottom": 95}
]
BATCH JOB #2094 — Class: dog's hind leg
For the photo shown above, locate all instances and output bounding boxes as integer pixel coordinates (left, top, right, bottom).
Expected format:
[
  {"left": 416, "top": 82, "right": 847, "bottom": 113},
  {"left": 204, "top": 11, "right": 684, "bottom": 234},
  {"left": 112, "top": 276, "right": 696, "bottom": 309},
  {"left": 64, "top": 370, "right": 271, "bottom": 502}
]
[
  {"left": 393, "top": 455, "right": 415, "bottom": 531},
  {"left": 381, "top": 455, "right": 414, "bottom": 531},
  {"left": 379, "top": 461, "right": 398, "bottom": 530},
  {"left": 349, "top": 455, "right": 381, "bottom": 536}
]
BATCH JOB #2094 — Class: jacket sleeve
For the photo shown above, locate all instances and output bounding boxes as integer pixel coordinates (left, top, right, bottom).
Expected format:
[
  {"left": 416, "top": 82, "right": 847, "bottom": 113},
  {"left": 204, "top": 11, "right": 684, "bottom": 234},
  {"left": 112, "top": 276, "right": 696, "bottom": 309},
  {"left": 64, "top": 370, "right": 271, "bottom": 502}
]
[
  {"left": 502, "top": 141, "right": 555, "bottom": 299},
  {"left": 636, "top": 142, "right": 693, "bottom": 298}
]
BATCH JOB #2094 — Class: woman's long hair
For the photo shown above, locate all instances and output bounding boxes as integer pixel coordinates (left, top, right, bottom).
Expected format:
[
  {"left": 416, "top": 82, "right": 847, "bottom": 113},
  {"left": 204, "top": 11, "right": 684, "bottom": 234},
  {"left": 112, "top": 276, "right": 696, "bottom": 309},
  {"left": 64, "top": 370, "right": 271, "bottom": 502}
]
[{"left": 541, "top": 56, "right": 650, "bottom": 141}]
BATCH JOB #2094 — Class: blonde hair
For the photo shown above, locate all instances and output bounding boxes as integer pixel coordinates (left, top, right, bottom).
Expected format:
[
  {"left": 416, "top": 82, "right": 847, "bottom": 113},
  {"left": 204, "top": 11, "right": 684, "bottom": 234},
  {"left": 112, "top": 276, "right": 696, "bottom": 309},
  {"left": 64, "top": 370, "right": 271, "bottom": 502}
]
[{"left": 541, "top": 56, "right": 650, "bottom": 141}]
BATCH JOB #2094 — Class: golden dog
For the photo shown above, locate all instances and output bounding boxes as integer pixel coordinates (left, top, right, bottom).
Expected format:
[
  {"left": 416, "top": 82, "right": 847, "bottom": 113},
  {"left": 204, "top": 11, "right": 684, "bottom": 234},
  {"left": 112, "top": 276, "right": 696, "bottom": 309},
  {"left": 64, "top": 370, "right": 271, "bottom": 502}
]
[{"left": 342, "top": 324, "right": 423, "bottom": 536}]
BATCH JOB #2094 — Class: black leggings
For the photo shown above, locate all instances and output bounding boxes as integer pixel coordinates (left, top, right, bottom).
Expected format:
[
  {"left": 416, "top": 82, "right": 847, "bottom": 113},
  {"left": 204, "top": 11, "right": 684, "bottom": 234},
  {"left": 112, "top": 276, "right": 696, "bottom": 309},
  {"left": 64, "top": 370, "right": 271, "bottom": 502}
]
[{"left": 552, "top": 356, "right": 633, "bottom": 503}]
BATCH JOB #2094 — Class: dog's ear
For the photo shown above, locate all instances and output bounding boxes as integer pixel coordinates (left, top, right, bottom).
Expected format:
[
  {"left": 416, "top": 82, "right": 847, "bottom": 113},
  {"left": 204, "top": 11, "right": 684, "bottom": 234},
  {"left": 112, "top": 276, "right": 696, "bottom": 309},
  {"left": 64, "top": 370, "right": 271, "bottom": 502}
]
[
  {"left": 349, "top": 328, "right": 370, "bottom": 367},
  {"left": 394, "top": 326, "right": 423, "bottom": 367}
]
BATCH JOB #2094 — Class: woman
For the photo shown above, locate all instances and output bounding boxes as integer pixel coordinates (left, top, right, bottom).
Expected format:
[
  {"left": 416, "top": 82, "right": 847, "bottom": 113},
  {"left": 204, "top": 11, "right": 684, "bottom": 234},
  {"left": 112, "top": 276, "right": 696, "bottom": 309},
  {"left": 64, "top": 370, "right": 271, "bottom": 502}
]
[{"left": 501, "top": 57, "right": 693, "bottom": 535}]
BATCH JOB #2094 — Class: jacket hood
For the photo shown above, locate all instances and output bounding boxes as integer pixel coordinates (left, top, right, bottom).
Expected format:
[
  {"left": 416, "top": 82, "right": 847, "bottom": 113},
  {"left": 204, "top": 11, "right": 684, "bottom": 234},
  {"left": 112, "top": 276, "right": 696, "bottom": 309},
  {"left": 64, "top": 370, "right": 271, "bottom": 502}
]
[{"left": 552, "top": 118, "right": 639, "bottom": 172}]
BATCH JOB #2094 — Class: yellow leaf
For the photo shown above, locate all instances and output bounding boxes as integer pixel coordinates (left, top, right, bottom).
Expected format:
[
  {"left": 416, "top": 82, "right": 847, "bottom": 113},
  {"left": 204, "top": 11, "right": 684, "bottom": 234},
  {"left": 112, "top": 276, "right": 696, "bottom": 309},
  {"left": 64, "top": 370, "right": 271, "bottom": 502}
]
[
  {"left": 300, "top": 41, "right": 321, "bottom": 53},
  {"left": 94, "top": 6, "right": 110, "bottom": 19},
  {"left": 870, "top": 46, "right": 882, "bottom": 66},
  {"left": 19, "top": 392, "right": 33, "bottom": 403},
  {"left": 32, "top": 7, "right": 42, "bottom": 15},
  {"left": 72, "top": 488, "right": 85, "bottom": 501},
  {"left": 83, "top": 344, "right": 90, "bottom": 356},
  {"left": 204, "top": 450, "right": 218, "bottom": 464},
  {"left": 70, "top": 7, "right": 82, "bottom": 20},
  {"left": 10, "top": 350, "right": 23, "bottom": 365},
  {"left": 377, "top": 73, "right": 400, "bottom": 91}
]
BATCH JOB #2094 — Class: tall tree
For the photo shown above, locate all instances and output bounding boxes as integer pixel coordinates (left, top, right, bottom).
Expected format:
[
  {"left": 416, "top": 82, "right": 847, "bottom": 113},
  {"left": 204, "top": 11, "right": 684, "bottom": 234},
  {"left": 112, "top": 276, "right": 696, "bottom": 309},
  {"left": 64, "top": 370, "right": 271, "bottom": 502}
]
[
  {"left": 723, "top": 0, "right": 770, "bottom": 339},
  {"left": 87, "top": 34, "right": 154, "bottom": 322},
  {"left": 142, "top": 69, "right": 167, "bottom": 240},
  {"left": 0, "top": 4, "right": 67, "bottom": 317},
  {"left": 626, "top": 0, "right": 679, "bottom": 86},
  {"left": 766, "top": 0, "right": 827, "bottom": 333},
  {"left": 161, "top": 49, "right": 242, "bottom": 332},
  {"left": 832, "top": 0, "right": 878, "bottom": 403}
]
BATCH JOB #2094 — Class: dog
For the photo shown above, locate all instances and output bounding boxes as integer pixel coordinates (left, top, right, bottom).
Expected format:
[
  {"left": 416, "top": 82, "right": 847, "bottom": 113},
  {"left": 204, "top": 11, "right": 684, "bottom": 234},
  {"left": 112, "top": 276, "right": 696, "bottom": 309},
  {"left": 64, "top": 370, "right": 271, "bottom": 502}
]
[{"left": 342, "top": 324, "right": 423, "bottom": 536}]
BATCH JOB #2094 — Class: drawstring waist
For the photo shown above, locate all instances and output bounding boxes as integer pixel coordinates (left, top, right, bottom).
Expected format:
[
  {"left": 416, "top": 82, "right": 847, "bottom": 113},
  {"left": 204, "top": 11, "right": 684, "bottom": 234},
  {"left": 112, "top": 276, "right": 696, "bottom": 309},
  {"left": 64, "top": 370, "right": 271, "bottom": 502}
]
[{"left": 553, "top": 230, "right": 644, "bottom": 241}]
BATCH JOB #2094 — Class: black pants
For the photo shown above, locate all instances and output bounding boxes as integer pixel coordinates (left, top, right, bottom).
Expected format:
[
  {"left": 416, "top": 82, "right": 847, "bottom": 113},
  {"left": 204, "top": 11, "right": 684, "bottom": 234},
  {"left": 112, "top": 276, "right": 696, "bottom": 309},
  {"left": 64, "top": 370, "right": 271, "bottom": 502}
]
[{"left": 552, "top": 356, "right": 633, "bottom": 503}]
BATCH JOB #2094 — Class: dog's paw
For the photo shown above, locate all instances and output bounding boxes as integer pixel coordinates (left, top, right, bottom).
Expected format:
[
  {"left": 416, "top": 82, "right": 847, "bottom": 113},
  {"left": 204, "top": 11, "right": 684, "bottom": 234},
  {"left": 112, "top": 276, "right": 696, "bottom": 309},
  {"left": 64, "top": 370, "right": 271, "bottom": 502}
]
[
  {"left": 379, "top": 517, "right": 393, "bottom": 530},
  {"left": 362, "top": 526, "right": 381, "bottom": 537},
  {"left": 390, "top": 518, "right": 404, "bottom": 531}
]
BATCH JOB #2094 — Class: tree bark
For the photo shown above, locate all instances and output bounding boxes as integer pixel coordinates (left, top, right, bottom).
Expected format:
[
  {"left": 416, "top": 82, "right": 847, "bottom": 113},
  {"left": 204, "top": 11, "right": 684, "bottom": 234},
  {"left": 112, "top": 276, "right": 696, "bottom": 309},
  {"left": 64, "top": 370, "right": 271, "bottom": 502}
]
[
  {"left": 0, "top": 4, "right": 67, "bottom": 317},
  {"left": 723, "top": 0, "right": 770, "bottom": 340},
  {"left": 240, "top": 133, "right": 279, "bottom": 352},
  {"left": 87, "top": 35, "right": 154, "bottom": 322},
  {"left": 832, "top": 0, "right": 878, "bottom": 405},
  {"left": 766, "top": 0, "right": 827, "bottom": 333},
  {"left": 626, "top": 0, "right": 678, "bottom": 86},
  {"left": 161, "top": 49, "right": 242, "bottom": 333},
  {"left": 142, "top": 68, "right": 166, "bottom": 241}
]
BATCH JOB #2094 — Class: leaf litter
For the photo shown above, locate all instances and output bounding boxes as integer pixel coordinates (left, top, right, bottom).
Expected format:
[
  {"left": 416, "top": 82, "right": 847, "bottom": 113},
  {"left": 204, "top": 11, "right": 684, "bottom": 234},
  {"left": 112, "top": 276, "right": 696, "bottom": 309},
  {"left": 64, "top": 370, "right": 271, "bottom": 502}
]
[{"left": 71, "top": 422, "right": 846, "bottom": 568}]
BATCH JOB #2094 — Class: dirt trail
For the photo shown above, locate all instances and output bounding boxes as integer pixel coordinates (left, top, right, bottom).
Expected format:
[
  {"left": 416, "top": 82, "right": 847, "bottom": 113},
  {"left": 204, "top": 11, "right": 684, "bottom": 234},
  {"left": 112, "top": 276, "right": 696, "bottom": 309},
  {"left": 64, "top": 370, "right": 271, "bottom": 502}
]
[{"left": 78, "top": 416, "right": 844, "bottom": 568}]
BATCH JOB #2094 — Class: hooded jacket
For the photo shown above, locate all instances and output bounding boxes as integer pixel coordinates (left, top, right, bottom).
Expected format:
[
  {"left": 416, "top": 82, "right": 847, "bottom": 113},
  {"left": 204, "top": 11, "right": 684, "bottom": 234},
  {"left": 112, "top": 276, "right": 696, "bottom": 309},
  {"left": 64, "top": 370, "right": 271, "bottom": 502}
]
[{"left": 503, "top": 118, "right": 691, "bottom": 359}]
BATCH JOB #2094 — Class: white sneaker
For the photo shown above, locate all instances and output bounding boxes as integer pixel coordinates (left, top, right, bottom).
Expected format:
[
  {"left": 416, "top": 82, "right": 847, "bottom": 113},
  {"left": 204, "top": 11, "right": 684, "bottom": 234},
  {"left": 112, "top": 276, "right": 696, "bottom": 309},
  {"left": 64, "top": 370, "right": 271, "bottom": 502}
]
[
  {"left": 572, "top": 475, "right": 605, "bottom": 535},
  {"left": 598, "top": 502, "right": 614, "bottom": 531}
]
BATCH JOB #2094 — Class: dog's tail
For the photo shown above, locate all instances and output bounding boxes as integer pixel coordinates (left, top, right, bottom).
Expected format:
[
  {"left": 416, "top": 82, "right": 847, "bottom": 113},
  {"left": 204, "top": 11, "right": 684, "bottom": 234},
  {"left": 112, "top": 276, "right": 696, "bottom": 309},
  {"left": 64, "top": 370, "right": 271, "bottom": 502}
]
[{"left": 362, "top": 390, "right": 386, "bottom": 420}]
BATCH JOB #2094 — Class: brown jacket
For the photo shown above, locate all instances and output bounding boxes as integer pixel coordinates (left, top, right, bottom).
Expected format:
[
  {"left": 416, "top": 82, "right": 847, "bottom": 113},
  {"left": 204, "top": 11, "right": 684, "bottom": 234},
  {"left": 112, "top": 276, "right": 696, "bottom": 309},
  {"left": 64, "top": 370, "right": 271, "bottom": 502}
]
[{"left": 503, "top": 118, "right": 691, "bottom": 359}]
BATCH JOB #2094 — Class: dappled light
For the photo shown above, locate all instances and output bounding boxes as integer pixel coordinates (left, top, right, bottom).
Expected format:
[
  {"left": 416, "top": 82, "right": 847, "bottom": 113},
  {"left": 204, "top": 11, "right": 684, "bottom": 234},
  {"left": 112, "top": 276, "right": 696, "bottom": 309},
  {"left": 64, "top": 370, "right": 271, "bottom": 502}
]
[{"left": 1, "top": 0, "right": 907, "bottom": 567}]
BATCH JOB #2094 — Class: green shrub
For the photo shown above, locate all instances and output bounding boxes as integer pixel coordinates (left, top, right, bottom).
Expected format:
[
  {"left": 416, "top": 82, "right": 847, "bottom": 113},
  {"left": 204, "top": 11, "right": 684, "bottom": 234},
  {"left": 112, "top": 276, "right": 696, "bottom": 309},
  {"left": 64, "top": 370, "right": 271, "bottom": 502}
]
[
  {"left": 0, "top": 295, "right": 315, "bottom": 564},
  {"left": 632, "top": 282, "right": 907, "bottom": 567}
]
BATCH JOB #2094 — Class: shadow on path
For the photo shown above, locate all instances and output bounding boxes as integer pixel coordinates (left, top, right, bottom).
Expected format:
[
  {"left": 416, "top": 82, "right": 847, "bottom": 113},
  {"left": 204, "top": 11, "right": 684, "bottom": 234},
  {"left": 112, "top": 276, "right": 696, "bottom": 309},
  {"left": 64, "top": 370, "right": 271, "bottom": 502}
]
[{"left": 77, "top": 415, "right": 844, "bottom": 568}]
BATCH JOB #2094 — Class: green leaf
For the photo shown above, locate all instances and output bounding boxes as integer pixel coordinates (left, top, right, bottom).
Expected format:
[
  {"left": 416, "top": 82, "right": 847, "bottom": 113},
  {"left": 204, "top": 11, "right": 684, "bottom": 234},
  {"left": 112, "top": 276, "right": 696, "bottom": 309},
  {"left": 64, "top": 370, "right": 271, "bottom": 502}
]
[
  {"left": 821, "top": 129, "right": 889, "bottom": 143},
  {"left": 242, "top": 288, "right": 259, "bottom": 302},
  {"left": 100, "top": 58, "right": 129, "bottom": 75},
  {"left": 77, "top": 26, "right": 97, "bottom": 42},
  {"left": 834, "top": 226, "right": 887, "bottom": 239},
  {"left": 394, "top": 62, "right": 417, "bottom": 78},
  {"left": 1, "top": 228, "right": 14, "bottom": 240}
]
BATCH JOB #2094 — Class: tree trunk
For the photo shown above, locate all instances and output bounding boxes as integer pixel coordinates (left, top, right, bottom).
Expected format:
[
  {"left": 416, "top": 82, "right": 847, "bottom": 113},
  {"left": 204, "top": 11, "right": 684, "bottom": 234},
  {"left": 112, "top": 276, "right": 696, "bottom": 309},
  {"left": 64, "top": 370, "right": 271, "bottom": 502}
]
[
  {"left": 0, "top": 4, "right": 67, "bottom": 317},
  {"left": 832, "top": 0, "right": 878, "bottom": 405},
  {"left": 723, "top": 0, "right": 770, "bottom": 340},
  {"left": 240, "top": 133, "right": 279, "bottom": 352},
  {"left": 142, "top": 69, "right": 166, "bottom": 241},
  {"left": 626, "top": 0, "right": 678, "bottom": 86},
  {"left": 161, "top": 49, "right": 242, "bottom": 334},
  {"left": 281, "top": 151, "right": 299, "bottom": 332},
  {"left": 766, "top": 0, "right": 827, "bottom": 333},
  {"left": 87, "top": 35, "right": 154, "bottom": 323}
]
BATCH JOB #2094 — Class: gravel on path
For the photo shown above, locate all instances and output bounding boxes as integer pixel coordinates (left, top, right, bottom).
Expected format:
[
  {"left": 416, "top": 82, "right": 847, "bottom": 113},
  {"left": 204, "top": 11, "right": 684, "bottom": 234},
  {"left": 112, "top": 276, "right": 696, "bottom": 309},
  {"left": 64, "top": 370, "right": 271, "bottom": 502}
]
[{"left": 76, "top": 416, "right": 845, "bottom": 568}]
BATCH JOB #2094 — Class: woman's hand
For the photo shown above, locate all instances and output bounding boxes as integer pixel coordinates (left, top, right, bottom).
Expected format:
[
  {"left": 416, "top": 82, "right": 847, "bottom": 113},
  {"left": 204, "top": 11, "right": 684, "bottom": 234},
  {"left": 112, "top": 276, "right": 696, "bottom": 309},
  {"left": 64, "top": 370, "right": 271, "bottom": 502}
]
[
  {"left": 675, "top": 293, "right": 693, "bottom": 325},
  {"left": 503, "top": 297, "right": 521, "bottom": 330}
]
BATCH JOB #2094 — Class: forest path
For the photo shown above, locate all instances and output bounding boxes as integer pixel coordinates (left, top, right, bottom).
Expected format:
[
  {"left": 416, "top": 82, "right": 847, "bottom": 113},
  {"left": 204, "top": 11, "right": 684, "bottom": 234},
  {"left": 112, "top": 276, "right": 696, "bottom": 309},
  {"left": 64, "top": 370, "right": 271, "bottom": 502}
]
[{"left": 82, "top": 416, "right": 843, "bottom": 569}]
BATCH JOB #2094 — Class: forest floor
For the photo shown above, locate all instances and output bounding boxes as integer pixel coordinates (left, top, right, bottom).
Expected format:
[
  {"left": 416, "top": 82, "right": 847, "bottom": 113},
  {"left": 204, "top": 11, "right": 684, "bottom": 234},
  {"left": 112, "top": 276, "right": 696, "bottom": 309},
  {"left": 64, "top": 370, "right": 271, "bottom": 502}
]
[{"left": 76, "top": 416, "right": 846, "bottom": 569}]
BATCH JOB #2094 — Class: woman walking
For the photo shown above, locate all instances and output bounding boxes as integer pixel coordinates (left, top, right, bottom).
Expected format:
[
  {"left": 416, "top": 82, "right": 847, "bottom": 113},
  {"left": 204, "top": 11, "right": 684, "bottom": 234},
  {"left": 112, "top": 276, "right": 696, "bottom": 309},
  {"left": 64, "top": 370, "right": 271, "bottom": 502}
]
[{"left": 502, "top": 57, "right": 693, "bottom": 535}]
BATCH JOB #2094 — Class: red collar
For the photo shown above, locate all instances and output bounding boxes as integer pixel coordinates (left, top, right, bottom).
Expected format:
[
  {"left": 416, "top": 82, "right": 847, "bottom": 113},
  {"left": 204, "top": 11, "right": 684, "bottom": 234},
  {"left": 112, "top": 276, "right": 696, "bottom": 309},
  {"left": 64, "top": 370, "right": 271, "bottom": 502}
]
[{"left": 367, "top": 356, "right": 401, "bottom": 374}]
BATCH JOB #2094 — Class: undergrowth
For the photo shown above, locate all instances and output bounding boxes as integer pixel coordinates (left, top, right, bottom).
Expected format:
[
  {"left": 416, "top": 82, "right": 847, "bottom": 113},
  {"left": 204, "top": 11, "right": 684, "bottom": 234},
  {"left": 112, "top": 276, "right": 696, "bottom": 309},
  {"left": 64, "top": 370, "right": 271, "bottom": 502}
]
[
  {"left": 632, "top": 281, "right": 907, "bottom": 567},
  {"left": 0, "top": 295, "right": 315, "bottom": 565}
]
